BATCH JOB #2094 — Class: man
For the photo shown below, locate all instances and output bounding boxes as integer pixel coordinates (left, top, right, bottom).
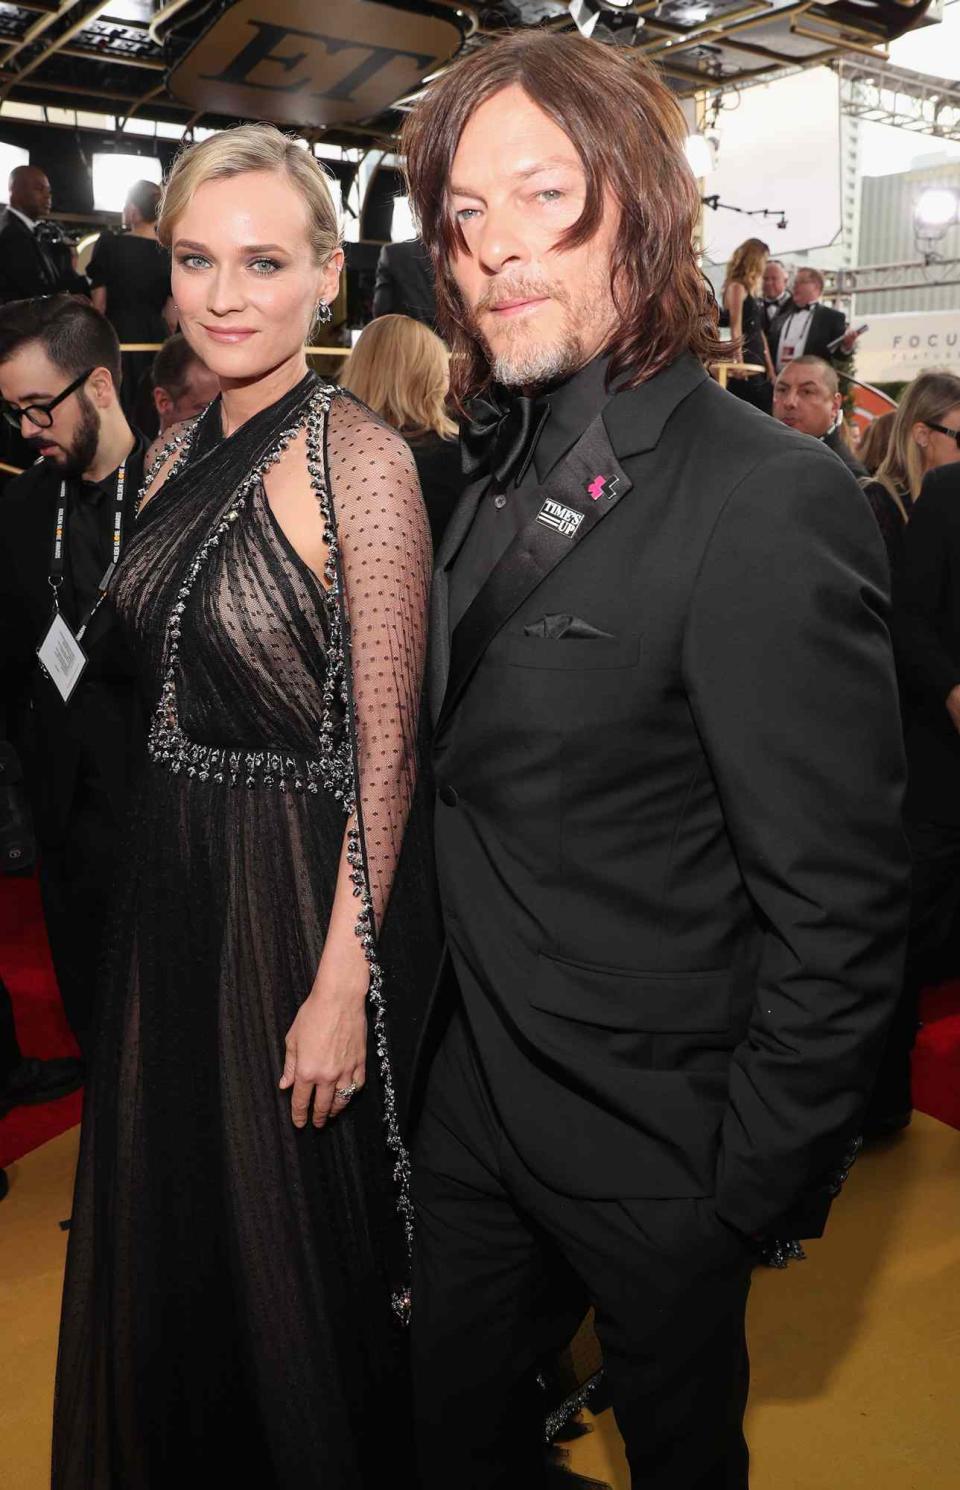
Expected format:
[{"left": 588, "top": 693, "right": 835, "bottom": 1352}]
[
  {"left": 761, "top": 258, "right": 792, "bottom": 326},
  {"left": 0, "top": 297, "right": 147, "bottom": 1055},
  {"left": 0, "top": 165, "right": 89, "bottom": 304},
  {"left": 768, "top": 266, "right": 858, "bottom": 372},
  {"left": 887, "top": 451, "right": 960, "bottom": 1134},
  {"left": 372, "top": 237, "right": 437, "bottom": 326},
  {"left": 402, "top": 31, "right": 908, "bottom": 1490},
  {"left": 773, "top": 354, "right": 867, "bottom": 478},
  {"left": 151, "top": 332, "right": 219, "bottom": 433}
]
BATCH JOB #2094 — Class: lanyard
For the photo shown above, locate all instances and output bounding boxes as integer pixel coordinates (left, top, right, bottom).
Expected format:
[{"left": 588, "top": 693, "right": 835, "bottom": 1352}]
[{"left": 48, "top": 459, "right": 127, "bottom": 640}]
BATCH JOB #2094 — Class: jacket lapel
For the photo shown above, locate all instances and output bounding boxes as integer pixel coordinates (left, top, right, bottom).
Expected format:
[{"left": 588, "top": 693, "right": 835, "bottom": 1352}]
[
  {"left": 437, "top": 411, "right": 631, "bottom": 730},
  {"left": 435, "top": 353, "right": 708, "bottom": 731}
]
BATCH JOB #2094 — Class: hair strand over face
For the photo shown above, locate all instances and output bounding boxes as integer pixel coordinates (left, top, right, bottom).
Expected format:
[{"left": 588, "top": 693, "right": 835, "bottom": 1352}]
[{"left": 401, "top": 31, "right": 729, "bottom": 406}]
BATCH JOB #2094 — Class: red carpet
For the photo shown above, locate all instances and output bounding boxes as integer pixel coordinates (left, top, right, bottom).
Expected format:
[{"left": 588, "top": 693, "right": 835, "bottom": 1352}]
[
  {"left": 0, "top": 869, "right": 958, "bottom": 1168},
  {"left": 0, "top": 873, "right": 82, "bottom": 1169},
  {"left": 913, "top": 979, "right": 960, "bottom": 1131}
]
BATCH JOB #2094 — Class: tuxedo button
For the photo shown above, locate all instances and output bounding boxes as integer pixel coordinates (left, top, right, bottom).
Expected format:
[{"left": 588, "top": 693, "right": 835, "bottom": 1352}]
[
  {"left": 438, "top": 785, "right": 459, "bottom": 807},
  {"left": 493, "top": 494, "right": 507, "bottom": 510}
]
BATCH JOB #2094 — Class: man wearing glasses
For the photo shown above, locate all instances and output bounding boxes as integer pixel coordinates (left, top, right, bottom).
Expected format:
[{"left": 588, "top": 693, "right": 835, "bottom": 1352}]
[{"left": 0, "top": 296, "right": 147, "bottom": 1057}]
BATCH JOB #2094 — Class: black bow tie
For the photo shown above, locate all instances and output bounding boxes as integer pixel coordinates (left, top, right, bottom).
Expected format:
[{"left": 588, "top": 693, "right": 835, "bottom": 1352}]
[{"left": 461, "top": 388, "right": 550, "bottom": 490}]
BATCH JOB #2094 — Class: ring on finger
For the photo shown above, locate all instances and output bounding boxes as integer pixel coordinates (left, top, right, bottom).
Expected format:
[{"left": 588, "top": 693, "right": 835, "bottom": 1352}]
[{"left": 334, "top": 1083, "right": 358, "bottom": 1104}]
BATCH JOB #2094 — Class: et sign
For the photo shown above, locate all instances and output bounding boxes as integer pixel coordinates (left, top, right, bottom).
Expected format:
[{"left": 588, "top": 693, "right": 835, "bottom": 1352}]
[{"left": 169, "top": 0, "right": 464, "bottom": 128}]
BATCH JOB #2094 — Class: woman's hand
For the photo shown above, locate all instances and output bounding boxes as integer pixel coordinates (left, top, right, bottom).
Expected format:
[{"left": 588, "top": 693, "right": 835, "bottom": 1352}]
[{"left": 279, "top": 960, "right": 369, "bottom": 1129}]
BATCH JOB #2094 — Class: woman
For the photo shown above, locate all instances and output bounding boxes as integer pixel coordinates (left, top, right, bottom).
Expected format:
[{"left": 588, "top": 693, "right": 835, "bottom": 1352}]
[
  {"left": 53, "top": 126, "right": 437, "bottom": 1488},
  {"left": 862, "top": 370, "right": 960, "bottom": 573},
  {"left": 858, "top": 409, "right": 894, "bottom": 477},
  {"left": 720, "top": 236, "right": 775, "bottom": 408},
  {"left": 339, "top": 313, "right": 462, "bottom": 548},
  {"left": 88, "top": 179, "right": 176, "bottom": 418}
]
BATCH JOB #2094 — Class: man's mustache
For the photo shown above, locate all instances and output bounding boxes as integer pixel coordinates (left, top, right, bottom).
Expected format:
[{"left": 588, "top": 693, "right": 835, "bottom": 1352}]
[{"left": 475, "top": 279, "right": 564, "bottom": 314}]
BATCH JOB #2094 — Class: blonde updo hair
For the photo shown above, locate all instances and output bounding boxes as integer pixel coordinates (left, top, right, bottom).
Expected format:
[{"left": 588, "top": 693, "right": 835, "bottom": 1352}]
[
  {"left": 158, "top": 123, "right": 341, "bottom": 267},
  {"left": 339, "top": 315, "right": 456, "bottom": 441}
]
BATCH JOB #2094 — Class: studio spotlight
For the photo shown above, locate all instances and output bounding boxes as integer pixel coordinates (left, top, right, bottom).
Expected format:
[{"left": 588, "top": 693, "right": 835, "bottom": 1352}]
[{"left": 915, "top": 186, "right": 960, "bottom": 234}]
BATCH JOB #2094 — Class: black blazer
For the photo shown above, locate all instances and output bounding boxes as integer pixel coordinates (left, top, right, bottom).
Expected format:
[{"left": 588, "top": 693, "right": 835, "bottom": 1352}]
[
  {"left": 0, "top": 209, "right": 88, "bottom": 303},
  {"left": 372, "top": 239, "right": 436, "bottom": 328},
  {"left": 894, "top": 462, "right": 960, "bottom": 824},
  {"left": 0, "top": 452, "right": 146, "bottom": 847},
  {"left": 426, "top": 355, "right": 908, "bottom": 1240},
  {"left": 768, "top": 300, "right": 849, "bottom": 367}
]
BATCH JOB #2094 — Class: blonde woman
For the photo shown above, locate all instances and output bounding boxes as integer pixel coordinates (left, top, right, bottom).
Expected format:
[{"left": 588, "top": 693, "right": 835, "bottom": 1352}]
[
  {"left": 340, "top": 313, "right": 461, "bottom": 546},
  {"left": 720, "top": 236, "right": 775, "bottom": 407},
  {"left": 862, "top": 370, "right": 960, "bottom": 571},
  {"left": 53, "top": 126, "right": 437, "bottom": 1487}
]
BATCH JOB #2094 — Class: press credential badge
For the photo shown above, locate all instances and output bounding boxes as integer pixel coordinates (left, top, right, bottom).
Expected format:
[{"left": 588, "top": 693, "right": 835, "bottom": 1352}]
[{"left": 37, "top": 612, "right": 88, "bottom": 703}]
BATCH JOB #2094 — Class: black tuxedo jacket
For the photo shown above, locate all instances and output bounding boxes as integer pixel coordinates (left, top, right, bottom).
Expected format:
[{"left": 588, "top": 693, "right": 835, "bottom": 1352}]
[
  {"left": 426, "top": 354, "right": 908, "bottom": 1240},
  {"left": 372, "top": 239, "right": 436, "bottom": 328},
  {"left": 768, "top": 301, "right": 849, "bottom": 366},
  {"left": 0, "top": 453, "right": 146, "bottom": 847},
  {"left": 894, "top": 462, "right": 960, "bottom": 824},
  {"left": 0, "top": 209, "right": 87, "bottom": 303}
]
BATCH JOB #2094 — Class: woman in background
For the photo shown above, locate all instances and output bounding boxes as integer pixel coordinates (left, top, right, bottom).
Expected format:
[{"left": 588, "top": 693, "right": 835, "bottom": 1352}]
[
  {"left": 720, "top": 236, "right": 775, "bottom": 409},
  {"left": 340, "top": 313, "right": 462, "bottom": 548},
  {"left": 862, "top": 371, "right": 960, "bottom": 573},
  {"left": 858, "top": 409, "right": 895, "bottom": 477},
  {"left": 89, "top": 179, "right": 176, "bottom": 418}
]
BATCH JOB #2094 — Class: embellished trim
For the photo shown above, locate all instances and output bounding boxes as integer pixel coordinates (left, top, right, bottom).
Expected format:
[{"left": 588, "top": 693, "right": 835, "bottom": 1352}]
[
  {"left": 309, "top": 400, "right": 417, "bottom": 1284},
  {"left": 143, "top": 382, "right": 416, "bottom": 1316},
  {"left": 542, "top": 1371, "right": 605, "bottom": 1444}
]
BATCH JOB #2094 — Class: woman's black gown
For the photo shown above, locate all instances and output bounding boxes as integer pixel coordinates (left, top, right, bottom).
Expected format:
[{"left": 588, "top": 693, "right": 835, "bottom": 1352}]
[
  {"left": 52, "top": 373, "right": 437, "bottom": 1488},
  {"left": 87, "top": 232, "right": 171, "bottom": 419},
  {"left": 721, "top": 290, "right": 771, "bottom": 410}
]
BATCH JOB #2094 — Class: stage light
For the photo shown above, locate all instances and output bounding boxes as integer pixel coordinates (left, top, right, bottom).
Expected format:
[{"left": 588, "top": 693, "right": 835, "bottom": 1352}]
[
  {"left": 684, "top": 133, "right": 715, "bottom": 179},
  {"left": 0, "top": 142, "right": 30, "bottom": 198},
  {"left": 91, "top": 152, "right": 162, "bottom": 212},
  {"left": 915, "top": 187, "right": 960, "bottom": 233}
]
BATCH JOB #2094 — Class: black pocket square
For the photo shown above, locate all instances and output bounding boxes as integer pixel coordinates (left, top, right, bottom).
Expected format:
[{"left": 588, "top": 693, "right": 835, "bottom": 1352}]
[{"left": 523, "top": 614, "right": 616, "bottom": 640}]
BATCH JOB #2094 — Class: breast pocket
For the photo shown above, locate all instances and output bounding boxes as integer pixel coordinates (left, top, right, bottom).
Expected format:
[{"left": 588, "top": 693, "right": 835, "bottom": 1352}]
[{"left": 497, "top": 634, "right": 641, "bottom": 671}]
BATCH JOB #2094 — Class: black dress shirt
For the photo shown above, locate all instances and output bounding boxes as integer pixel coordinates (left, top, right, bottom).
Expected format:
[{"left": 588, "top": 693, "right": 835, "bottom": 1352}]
[{"left": 449, "top": 355, "right": 615, "bottom": 630}]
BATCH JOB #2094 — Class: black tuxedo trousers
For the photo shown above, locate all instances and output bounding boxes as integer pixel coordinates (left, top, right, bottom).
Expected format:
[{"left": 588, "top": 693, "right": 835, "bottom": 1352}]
[{"left": 412, "top": 1002, "right": 752, "bottom": 1490}]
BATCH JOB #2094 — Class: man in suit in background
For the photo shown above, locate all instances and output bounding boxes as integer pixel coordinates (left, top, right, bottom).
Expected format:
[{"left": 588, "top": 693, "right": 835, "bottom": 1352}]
[
  {"left": 372, "top": 238, "right": 437, "bottom": 327},
  {"left": 769, "top": 267, "right": 859, "bottom": 372},
  {"left": 761, "top": 257, "right": 793, "bottom": 326},
  {"left": 0, "top": 165, "right": 89, "bottom": 304},
  {"left": 0, "top": 297, "right": 147, "bottom": 1056},
  {"left": 888, "top": 450, "right": 960, "bottom": 1134},
  {"left": 773, "top": 355, "right": 866, "bottom": 478},
  {"left": 403, "top": 29, "right": 908, "bottom": 1490}
]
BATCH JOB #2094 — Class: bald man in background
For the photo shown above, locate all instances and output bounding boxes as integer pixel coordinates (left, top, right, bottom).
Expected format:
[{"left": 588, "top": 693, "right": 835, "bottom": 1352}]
[{"left": 0, "top": 165, "right": 89, "bottom": 304}]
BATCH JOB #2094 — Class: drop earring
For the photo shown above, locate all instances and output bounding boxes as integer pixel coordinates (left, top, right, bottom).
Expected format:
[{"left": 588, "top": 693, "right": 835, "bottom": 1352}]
[{"left": 315, "top": 301, "right": 333, "bottom": 325}]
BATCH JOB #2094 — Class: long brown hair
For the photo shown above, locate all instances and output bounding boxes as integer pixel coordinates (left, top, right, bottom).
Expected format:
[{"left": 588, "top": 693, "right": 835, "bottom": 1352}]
[
  {"left": 339, "top": 315, "right": 456, "bottom": 440},
  {"left": 723, "top": 237, "right": 768, "bottom": 297},
  {"left": 401, "top": 31, "right": 727, "bottom": 406}
]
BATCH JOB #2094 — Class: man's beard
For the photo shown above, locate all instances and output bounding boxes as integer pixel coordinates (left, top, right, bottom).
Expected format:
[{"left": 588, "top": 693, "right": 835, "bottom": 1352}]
[
  {"left": 465, "top": 266, "right": 616, "bottom": 391},
  {"left": 28, "top": 390, "right": 100, "bottom": 477}
]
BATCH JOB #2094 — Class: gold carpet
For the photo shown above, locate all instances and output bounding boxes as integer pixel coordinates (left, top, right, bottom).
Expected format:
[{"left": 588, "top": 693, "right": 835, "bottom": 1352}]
[{"left": 1, "top": 1114, "right": 958, "bottom": 1490}]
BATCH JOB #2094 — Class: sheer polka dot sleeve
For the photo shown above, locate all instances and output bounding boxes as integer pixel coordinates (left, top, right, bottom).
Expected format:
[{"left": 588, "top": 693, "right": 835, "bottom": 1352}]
[{"left": 325, "top": 392, "right": 432, "bottom": 934}]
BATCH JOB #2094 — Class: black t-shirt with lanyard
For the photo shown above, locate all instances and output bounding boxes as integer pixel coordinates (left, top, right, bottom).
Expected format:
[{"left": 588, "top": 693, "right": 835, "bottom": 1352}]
[{"left": 39, "top": 444, "right": 138, "bottom": 700}]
